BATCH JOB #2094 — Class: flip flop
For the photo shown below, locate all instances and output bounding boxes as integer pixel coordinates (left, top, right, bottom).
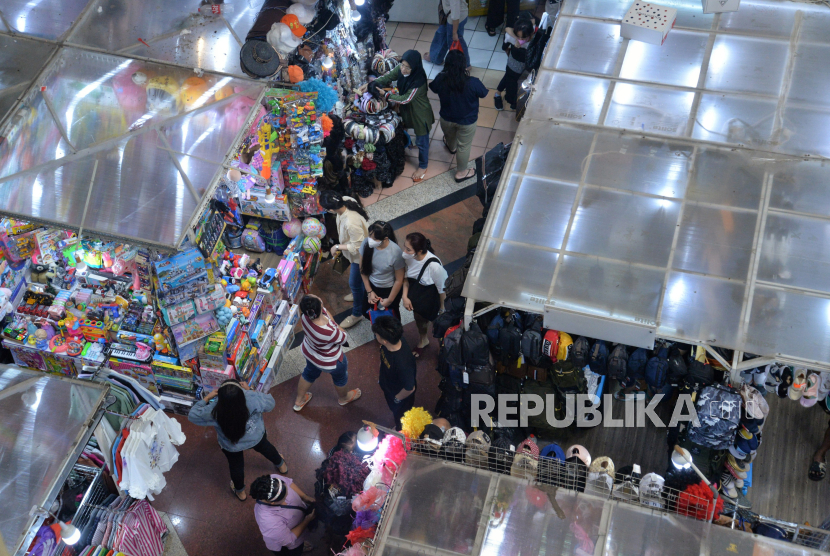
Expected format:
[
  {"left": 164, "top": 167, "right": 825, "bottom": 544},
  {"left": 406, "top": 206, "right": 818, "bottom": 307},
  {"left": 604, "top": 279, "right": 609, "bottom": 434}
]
[
  {"left": 455, "top": 168, "right": 476, "bottom": 183},
  {"left": 412, "top": 346, "right": 424, "bottom": 358},
  {"left": 809, "top": 461, "right": 827, "bottom": 481},
  {"left": 293, "top": 392, "right": 312, "bottom": 412},
  {"left": 339, "top": 388, "right": 362, "bottom": 406},
  {"left": 413, "top": 168, "right": 428, "bottom": 183},
  {"left": 442, "top": 136, "right": 456, "bottom": 154}
]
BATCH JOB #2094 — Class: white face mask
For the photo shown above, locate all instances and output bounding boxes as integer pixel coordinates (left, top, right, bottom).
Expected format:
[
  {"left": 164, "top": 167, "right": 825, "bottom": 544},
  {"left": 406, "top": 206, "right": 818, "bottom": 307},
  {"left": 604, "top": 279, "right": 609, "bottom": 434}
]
[
  {"left": 368, "top": 237, "right": 383, "bottom": 248},
  {"left": 402, "top": 252, "right": 415, "bottom": 260}
]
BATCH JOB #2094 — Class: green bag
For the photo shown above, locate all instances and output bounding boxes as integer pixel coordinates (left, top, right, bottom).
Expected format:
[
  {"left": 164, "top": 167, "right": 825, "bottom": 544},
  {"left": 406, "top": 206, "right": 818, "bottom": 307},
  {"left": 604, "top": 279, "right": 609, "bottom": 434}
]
[
  {"left": 522, "top": 376, "right": 557, "bottom": 431},
  {"left": 550, "top": 361, "right": 586, "bottom": 394}
]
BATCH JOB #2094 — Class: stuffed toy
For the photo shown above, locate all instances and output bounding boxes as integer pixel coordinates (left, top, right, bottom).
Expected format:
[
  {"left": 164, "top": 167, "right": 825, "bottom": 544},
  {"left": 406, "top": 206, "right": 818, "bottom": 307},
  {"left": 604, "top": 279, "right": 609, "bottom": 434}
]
[
  {"left": 287, "top": 65, "right": 304, "bottom": 83},
  {"left": 267, "top": 22, "right": 303, "bottom": 54},
  {"left": 287, "top": 2, "right": 315, "bottom": 24}
]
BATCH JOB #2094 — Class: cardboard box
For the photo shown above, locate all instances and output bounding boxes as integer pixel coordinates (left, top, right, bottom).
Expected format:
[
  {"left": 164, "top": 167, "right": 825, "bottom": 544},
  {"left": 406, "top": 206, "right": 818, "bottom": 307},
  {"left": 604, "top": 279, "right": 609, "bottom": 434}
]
[
  {"left": 702, "top": 0, "right": 739, "bottom": 13},
  {"left": 621, "top": 2, "right": 677, "bottom": 45}
]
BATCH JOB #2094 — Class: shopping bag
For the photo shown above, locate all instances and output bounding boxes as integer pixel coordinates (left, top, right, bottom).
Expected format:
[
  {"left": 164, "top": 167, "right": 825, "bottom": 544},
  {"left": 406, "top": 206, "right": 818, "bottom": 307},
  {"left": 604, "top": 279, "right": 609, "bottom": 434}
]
[
  {"left": 369, "top": 303, "right": 394, "bottom": 323},
  {"left": 450, "top": 40, "right": 464, "bottom": 52}
]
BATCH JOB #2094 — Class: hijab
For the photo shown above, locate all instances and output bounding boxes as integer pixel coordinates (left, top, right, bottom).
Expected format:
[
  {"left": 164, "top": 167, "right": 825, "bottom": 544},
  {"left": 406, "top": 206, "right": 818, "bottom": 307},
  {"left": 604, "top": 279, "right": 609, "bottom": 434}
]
[{"left": 397, "top": 49, "right": 428, "bottom": 93}]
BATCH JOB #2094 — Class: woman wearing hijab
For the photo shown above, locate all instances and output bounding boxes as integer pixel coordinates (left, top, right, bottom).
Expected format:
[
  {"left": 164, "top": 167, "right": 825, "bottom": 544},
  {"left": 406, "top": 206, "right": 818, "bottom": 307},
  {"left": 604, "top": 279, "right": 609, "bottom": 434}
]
[{"left": 370, "top": 50, "right": 435, "bottom": 183}]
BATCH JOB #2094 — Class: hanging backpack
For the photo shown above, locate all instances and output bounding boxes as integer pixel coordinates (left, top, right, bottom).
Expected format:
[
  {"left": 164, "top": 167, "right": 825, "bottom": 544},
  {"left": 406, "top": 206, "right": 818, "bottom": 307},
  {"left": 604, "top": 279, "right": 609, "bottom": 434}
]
[
  {"left": 486, "top": 312, "right": 505, "bottom": 349},
  {"left": 607, "top": 344, "right": 628, "bottom": 381},
  {"left": 432, "top": 310, "right": 460, "bottom": 339},
  {"left": 442, "top": 326, "right": 464, "bottom": 369},
  {"left": 645, "top": 347, "right": 669, "bottom": 391},
  {"left": 522, "top": 374, "right": 559, "bottom": 431},
  {"left": 434, "top": 379, "right": 465, "bottom": 428},
  {"left": 667, "top": 347, "right": 688, "bottom": 384},
  {"left": 685, "top": 360, "right": 714, "bottom": 388},
  {"left": 550, "top": 361, "right": 586, "bottom": 393},
  {"left": 462, "top": 323, "right": 495, "bottom": 386},
  {"left": 444, "top": 262, "right": 469, "bottom": 298},
  {"left": 627, "top": 348, "right": 648, "bottom": 381},
  {"left": 521, "top": 320, "right": 544, "bottom": 366},
  {"left": 497, "top": 319, "right": 523, "bottom": 364},
  {"left": 542, "top": 330, "right": 560, "bottom": 362},
  {"left": 570, "top": 336, "right": 590, "bottom": 369},
  {"left": 588, "top": 340, "right": 609, "bottom": 376}
]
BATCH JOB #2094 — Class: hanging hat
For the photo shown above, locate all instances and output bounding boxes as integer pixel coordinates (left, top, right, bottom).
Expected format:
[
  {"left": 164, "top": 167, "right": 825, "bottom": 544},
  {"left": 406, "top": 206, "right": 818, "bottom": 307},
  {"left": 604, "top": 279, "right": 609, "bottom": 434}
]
[
  {"left": 588, "top": 456, "right": 615, "bottom": 478},
  {"left": 566, "top": 444, "right": 591, "bottom": 467},
  {"left": 281, "top": 14, "right": 307, "bottom": 37},
  {"left": 240, "top": 40, "right": 283, "bottom": 78},
  {"left": 639, "top": 473, "right": 665, "bottom": 508},
  {"left": 540, "top": 443, "right": 565, "bottom": 461}
]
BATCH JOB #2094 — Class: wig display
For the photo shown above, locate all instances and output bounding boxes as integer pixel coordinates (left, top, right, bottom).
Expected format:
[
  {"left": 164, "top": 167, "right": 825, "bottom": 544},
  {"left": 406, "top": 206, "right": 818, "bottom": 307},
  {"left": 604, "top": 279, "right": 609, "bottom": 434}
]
[{"left": 321, "top": 451, "right": 371, "bottom": 497}]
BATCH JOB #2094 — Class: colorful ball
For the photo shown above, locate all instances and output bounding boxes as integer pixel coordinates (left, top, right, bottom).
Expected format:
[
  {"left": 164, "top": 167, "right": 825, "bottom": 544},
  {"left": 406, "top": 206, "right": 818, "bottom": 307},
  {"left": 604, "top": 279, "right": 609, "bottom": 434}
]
[
  {"left": 282, "top": 218, "right": 302, "bottom": 238},
  {"left": 301, "top": 217, "right": 323, "bottom": 238},
  {"left": 316, "top": 223, "right": 326, "bottom": 239},
  {"left": 303, "top": 236, "right": 321, "bottom": 253}
]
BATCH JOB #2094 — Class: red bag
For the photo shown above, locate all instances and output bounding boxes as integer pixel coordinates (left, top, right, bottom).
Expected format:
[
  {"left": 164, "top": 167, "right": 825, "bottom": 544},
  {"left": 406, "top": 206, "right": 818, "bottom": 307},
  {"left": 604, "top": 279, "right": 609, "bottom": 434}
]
[{"left": 450, "top": 40, "right": 464, "bottom": 52}]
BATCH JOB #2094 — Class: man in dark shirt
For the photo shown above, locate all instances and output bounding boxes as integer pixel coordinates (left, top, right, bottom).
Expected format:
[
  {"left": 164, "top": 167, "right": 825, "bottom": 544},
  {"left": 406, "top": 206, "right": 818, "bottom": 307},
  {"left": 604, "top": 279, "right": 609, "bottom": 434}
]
[{"left": 372, "top": 316, "right": 417, "bottom": 430}]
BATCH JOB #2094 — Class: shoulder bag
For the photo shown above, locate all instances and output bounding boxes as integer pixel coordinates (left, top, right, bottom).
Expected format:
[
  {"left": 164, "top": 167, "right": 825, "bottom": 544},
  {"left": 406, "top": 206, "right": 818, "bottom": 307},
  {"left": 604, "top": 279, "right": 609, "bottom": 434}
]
[{"left": 407, "top": 258, "right": 442, "bottom": 321}]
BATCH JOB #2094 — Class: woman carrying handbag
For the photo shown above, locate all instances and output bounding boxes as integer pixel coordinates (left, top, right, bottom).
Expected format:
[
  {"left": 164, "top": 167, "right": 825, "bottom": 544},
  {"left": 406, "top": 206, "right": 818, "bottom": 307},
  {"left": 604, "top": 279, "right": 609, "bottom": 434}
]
[
  {"left": 320, "top": 191, "right": 370, "bottom": 329},
  {"left": 401, "top": 232, "right": 448, "bottom": 358},
  {"left": 360, "top": 221, "right": 405, "bottom": 320}
]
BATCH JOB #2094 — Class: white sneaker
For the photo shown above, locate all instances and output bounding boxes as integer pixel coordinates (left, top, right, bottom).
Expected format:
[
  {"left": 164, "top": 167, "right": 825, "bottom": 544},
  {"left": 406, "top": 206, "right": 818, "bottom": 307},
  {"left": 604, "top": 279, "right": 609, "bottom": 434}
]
[
  {"left": 340, "top": 314, "right": 363, "bottom": 329},
  {"left": 343, "top": 293, "right": 354, "bottom": 302}
]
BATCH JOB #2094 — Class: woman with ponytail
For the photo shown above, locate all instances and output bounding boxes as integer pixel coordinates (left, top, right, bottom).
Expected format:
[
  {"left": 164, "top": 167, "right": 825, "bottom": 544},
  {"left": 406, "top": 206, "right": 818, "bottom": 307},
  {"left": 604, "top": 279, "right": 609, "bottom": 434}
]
[
  {"left": 320, "top": 190, "right": 370, "bottom": 329},
  {"left": 293, "top": 294, "right": 361, "bottom": 412},
  {"left": 401, "top": 233, "right": 448, "bottom": 357},
  {"left": 360, "top": 221, "right": 405, "bottom": 318}
]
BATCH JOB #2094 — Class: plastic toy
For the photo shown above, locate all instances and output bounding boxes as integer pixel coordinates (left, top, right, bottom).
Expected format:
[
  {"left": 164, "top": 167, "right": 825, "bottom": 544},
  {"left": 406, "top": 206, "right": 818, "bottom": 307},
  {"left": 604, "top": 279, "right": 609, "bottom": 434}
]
[
  {"left": 282, "top": 218, "right": 302, "bottom": 238},
  {"left": 303, "top": 236, "right": 321, "bottom": 254},
  {"left": 301, "top": 217, "right": 323, "bottom": 237}
]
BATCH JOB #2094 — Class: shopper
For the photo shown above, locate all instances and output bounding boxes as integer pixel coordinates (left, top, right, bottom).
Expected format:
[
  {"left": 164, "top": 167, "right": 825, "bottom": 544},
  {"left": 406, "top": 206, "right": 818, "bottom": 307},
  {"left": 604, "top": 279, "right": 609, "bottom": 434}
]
[
  {"left": 360, "top": 221, "right": 405, "bottom": 318},
  {"left": 321, "top": 190, "right": 370, "bottom": 329},
  {"left": 429, "top": 50, "right": 489, "bottom": 182},
  {"left": 250, "top": 474, "right": 316, "bottom": 555},
  {"left": 294, "top": 294, "right": 362, "bottom": 412},
  {"left": 372, "top": 316, "right": 417, "bottom": 429},
  {"left": 370, "top": 51, "right": 434, "bottom": 182},
  {"left": 188, "top": 380, "right": 286, "bottom": 501},
  {"left": 494, "top": 16, "right": 535, "bottom": 111},
  {"left": 809, "top": 417, "right": 830, "bottom": 481},
  {"left": 424, "top": 0, "right": 471, "bottom": 68},
  {"left": 485, "top": 0, "right": 520, "bottom": 36},
  {"left": 328, "top": 431, "right": 357, "bottom": 457},
  {"left": 401, "top": 232, "right": 448, "bottom": 357}
]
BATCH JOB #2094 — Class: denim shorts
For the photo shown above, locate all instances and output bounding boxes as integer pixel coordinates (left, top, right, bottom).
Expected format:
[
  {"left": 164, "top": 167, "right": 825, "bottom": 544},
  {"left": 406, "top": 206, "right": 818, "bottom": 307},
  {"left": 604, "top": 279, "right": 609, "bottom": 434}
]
[{"left": 302, "top": 356, "right": 348, "bottom": 387}]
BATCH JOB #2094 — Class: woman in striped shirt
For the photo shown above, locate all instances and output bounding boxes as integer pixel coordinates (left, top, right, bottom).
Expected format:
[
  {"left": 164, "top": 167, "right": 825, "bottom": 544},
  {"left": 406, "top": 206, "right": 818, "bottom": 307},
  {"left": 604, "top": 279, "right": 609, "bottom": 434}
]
[{"left": 294, "top": 295, "right": 362, "bottom": 412}]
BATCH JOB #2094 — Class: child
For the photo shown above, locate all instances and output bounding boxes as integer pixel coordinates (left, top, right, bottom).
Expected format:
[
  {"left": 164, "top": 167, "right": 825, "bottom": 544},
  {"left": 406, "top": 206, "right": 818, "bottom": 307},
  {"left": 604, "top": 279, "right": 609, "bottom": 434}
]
[{"left": 494, "top": 15, "right": 535, "bottom": 111}]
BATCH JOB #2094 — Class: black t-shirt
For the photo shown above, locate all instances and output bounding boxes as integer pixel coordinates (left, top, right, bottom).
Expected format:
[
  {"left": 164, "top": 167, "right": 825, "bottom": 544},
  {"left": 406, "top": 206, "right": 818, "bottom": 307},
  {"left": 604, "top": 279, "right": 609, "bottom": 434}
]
[{"left": 379, "top": 337, "right": 417, "bottom": 396}]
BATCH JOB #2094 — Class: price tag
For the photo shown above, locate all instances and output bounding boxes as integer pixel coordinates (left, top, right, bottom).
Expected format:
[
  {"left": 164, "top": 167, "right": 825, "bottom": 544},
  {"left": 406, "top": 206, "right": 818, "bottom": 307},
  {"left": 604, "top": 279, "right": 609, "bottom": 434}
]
[{"left": 463, "top": 371, "right": 469, "bottom": 385}]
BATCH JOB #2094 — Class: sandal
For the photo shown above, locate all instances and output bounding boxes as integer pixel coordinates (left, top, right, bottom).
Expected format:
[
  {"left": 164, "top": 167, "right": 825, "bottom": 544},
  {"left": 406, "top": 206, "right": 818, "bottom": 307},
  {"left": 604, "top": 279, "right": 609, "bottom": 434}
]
[
  {"left": 278, "top": 460, "right": 289, "bottom": 474},
  {"left": 412, "top": 346, "right": 424, "bottom": 358},
  {"left": 455, "top": 168, "right": 476, "bottom": 183},
  {"left": 412, "top": 168, "right": 428, "bottom": 183},
  {"left": 339, "top": 388, "right": 362, "bottom": 406},
  {"left": 485, "top": 25, "right": 497, "bottom": 36},
  {"left": 442, "top": 136, "right": 456, "bottom": 154},
  {"left": 230, "top": 481, "right": 247, "bottom": 501},
  {"left": 293, "top": 392, "right": 312, "bottom": 412},
  {"left": 809, "top": 460, "right": 827, "bottom": 481}
]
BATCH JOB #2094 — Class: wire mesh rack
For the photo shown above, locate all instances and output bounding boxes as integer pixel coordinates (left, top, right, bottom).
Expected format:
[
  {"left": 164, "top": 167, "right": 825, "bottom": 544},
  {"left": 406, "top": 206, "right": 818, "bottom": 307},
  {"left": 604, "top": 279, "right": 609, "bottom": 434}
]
[{"left": 405, "top": 439, "right": 715, "bottom": 523}]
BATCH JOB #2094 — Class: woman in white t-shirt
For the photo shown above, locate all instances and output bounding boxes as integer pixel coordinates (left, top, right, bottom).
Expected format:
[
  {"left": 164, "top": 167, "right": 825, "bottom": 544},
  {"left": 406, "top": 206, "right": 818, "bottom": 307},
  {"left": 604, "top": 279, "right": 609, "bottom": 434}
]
[{"left": 402, "top": 232, "right": 448, "bottom": 358}]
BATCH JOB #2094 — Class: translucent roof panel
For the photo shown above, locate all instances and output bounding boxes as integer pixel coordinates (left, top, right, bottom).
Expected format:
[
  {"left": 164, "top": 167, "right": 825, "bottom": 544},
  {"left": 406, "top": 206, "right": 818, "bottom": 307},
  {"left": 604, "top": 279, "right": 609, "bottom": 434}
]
[
  {"left": 0, "top": 366, "right": 107, "bottom": 556},
  {"left": 464, "top": 0, "right": 830, "bottom": 368},
  {"left": 0, "top": 0, "right": 89, "bottom": 39},
  {"left": 0, "top": 35, "right": 57, "bottom": 121}
]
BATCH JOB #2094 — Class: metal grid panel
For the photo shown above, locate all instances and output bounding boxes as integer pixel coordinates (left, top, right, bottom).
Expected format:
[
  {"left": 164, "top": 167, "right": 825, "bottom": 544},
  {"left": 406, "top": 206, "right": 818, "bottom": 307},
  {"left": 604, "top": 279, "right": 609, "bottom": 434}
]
[{"left": 464, "top": 0, "right": 830, "bottom": 369}]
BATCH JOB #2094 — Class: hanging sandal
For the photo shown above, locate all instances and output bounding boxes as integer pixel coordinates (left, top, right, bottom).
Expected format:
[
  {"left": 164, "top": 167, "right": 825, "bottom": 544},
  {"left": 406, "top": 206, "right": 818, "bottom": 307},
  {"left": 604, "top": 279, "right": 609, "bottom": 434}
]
[
  {"left": 455, "top": 168, "right": 476, "bottom": 183},
  {"left": 293, "top": 392, "right": 312, "bottom": 412},
  {"left": 809, "top": 460, "right": 827, "bottom": 481},
  {"left": 442, "top": 136, "right": 456, "bottom": 154},
  {"left": 412, "top": 168, "right": 428, "bottom": 183},
  {"left": 339, "top": 388, "right": 362, "bottom": 406},
  {"left": 230, "top": 481, "right": 247, "bottom": 501}
]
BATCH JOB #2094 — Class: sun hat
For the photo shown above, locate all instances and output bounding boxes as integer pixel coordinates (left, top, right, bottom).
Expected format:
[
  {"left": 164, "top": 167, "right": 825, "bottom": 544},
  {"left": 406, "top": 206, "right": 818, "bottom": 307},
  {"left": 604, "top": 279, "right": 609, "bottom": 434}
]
[
  {"left": 240, "top": 40, "right": 283, "bottom": 78},
  {"left": 588, "top": 456, "right": 615, "bottom": 479}
]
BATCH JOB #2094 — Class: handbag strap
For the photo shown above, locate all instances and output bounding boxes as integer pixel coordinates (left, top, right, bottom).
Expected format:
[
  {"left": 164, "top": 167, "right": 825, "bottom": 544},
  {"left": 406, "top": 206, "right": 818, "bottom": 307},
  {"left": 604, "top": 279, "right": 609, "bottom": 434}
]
[{"left": 416, "top": 257, "right": 440, "bottom": 284}]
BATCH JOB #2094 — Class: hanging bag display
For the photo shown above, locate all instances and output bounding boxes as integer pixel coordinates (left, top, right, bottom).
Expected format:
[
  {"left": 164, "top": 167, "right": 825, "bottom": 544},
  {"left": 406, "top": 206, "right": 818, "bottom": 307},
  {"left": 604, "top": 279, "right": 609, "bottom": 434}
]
[{"left": 406, "top": 257, "right": 442, "bottom": 321}]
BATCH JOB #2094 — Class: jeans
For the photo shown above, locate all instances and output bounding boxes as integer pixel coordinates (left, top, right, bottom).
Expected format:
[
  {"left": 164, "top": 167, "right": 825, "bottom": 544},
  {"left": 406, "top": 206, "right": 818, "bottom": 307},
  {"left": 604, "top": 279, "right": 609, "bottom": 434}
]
[
  {"left": 428, "top": 18, "right": 471, "bottom": 67},
  {"left": 348, "top": 262, "right": 365, "bottom": 317},
  {"left": 440, "top": 118, "right": 477, "bottom": 173},
  {"left": 383, "top": 389, "right": 416, "bottom": 430},
  {"left": 415, "top": 133, "right": 430, "bottom": 169},
  {"left": 302, "top": 356, "right": 349, "bottom": 387},
  {"left": 222, "top": 433, "right": 284, "bottom": 491}
]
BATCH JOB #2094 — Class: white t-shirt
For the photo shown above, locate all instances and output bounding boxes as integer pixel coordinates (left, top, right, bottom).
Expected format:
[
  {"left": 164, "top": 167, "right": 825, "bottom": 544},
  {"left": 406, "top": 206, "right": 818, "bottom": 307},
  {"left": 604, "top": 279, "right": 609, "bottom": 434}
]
[{"left": 405, "top": 255, "right": 448, "bottom": 294}]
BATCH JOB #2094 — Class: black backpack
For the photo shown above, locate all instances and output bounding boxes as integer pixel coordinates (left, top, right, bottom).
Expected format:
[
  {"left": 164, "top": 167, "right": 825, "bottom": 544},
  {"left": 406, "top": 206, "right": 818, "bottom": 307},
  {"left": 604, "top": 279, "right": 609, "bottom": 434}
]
[
  {"left": 472, "top": 217, "right": 486, "bottom": 235},
  {"left": 588, "top": 340, "right": 609, "bottom": 376},
  {"left": 685, "top": 360, "right": 714, "bottom": 387},
  {"left": 667, "top": 348, "right": 688, "bottom": 384},
  {"left": 444, "top": 296, "right": 467, "bottom": 319},
  {"left": 570, "top": 336, "right": 590, "bottom": 369},
  {"left": 607, "top": 344, "right": 628, "bottom": 380},
  {"left": 645, "top": 347, "right": 669, "bottom": 391},
  {"left": 497, "top": 321, "right": 522, "bottom": 364},
  {"left": 462, "top": 323, "right": 490, "bottom": 368},
  {"left": 443, "top": 326, "right": 464, "bottom": 368},
  {"left": 444, "top": 264, "right": 469, "bottom": 299},
  {"left": 521, "top": 327, "right": 543, "bottom": 366},
  {"left": 476, "top": 143, "right": 510, "bottom": 217}
]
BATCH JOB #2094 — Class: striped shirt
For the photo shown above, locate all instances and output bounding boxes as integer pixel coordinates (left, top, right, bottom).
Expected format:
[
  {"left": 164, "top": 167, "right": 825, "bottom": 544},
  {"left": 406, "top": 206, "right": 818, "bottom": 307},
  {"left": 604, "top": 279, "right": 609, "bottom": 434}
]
[{"left": 301, "top": 310, "right": 347, "bottom": 370}]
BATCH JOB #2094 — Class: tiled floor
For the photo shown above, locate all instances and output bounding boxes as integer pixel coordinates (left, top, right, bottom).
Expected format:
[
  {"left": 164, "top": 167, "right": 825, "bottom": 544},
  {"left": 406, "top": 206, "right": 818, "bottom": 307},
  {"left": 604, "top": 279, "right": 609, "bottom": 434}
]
[{"left": 358, "top": 16, "right": 527, "bottom": 208}]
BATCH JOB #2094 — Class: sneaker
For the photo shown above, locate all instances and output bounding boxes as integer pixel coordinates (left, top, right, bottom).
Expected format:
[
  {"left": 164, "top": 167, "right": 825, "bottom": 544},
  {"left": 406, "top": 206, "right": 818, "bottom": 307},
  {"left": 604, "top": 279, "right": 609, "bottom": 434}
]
[
  {"left": 343, "top": 293, "right": 354, "bottom": 302},
  {"left": 789, "top": 368, "right": 807, "bottom": 400},
  {"left": 720, "top": 473, "right": 738, "bottom": 499},
  {"left": 340, "top": 314, "right": 363, "bottom": 329},
  {"left": 494, "top": 94, "right": 504, "bottom": 111}
]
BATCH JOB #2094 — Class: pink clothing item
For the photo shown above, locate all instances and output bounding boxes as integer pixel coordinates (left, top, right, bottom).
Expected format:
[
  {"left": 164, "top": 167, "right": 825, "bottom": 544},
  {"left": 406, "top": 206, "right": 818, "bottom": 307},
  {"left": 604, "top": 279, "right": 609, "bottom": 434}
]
[{"left": 254, "top": 475, "right": 308, "bottom": 552}]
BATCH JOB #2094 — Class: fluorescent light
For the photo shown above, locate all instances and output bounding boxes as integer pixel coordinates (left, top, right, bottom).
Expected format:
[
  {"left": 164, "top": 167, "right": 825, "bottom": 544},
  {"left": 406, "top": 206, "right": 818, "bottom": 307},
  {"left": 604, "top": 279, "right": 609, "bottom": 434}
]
[
  {"left": 671, "top": 446, "right": 692, "bottom": 469},
  {"left": 60, "top": 523, "right": 81, "bottom": 545},
  {"left": 322, "top": 56, "right": 334, "bottom": 69},
  {"left": 352, "top": 11, "right": 361, "bottom": 21}
]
